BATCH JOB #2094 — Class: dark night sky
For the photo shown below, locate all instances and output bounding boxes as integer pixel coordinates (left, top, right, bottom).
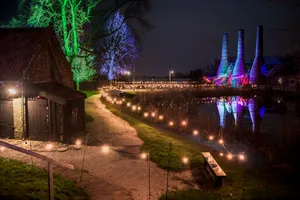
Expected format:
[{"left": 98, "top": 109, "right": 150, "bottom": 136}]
[{"left": 1, "top": 0, "right": 300, "bottom": 76}]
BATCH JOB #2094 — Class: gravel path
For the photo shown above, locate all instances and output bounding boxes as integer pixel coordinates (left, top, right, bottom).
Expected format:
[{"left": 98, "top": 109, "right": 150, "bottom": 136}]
[{"left": 0, "top": 94, "right": 197, "bottom": 200}]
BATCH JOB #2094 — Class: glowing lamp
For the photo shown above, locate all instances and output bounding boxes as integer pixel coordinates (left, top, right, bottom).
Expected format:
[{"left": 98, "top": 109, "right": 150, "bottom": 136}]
[
  {"left": 75, "top": 139, "right": 82, "bottom": 147},
  {"left": 227, "top": 153, "right": 233, "bottom": 160},
  {"left": 127, "top": 102, "right": 131, "bottom": 107},
  {"left": 193, "top": 130, "right": 199, "bottom": 135},
  {"left": 182, "top": 156, "right": 189, "bottom": 164},
  {"left": 151, "top": 112, "right": 156, "bottom": 117},
  {"left": 208, "top": 135, "right": 214, "bottom": 140},
  {"left": 219, "top": 152, "right": 224, "bottom": 157},
  {"left": 158, "top": 115, "right": 164, "bottom": 120},
  {"left": 132, "top": 105, "right": 137, "bottom": 111},
  {"left": 144, "top": 112, "right": 149, "bottom": 117},
  {"left": 140, "top": 153, "right": 147, "bottom": 159},
  {"left": 218, "top": 139, "right": 224, "bottom": 144},
  {"left": 0, "top": 146, "right": 5, "bottom": 152},
  {"left": 169, "top": 121, "right": 174, "bottom": 126},
  {"left": 181, "top": 120, "right": 187, "bottom": 126},
  {"left": 45, "top": 143, "right": 53, "bottom": 151},
  {"left": 101, "top": 145, "right": 110, "bottom": 154},
  {"left": 8, "top": 88, "right": 16, "bottom": 95},
  {"left": 137, "top": 106, "right": 141, "bottom": 111},
  {"left": 238, "top": 154, "right": 245, "bottom": 161}
]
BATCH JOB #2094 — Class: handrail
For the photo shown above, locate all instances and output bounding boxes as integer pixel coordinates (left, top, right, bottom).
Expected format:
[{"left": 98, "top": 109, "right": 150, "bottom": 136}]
[{"left": 0, "top": 140, "right": 75, "bottom": 199}]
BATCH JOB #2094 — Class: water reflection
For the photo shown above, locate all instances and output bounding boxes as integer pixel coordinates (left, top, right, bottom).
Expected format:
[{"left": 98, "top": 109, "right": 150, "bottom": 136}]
[{"left": 216, "top": 96, "right": 262, "bottom": 134}]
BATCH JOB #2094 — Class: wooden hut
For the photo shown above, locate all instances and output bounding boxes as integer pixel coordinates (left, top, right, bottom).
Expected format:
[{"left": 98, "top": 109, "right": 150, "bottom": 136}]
[{"left": 0, "top": 27, "right": 86, "bottom": 143}]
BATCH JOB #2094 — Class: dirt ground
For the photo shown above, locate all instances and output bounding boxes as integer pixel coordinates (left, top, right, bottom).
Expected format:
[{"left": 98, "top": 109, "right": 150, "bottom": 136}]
[{"left": 0, "top": 94, "right": 198, "bottom": 200}]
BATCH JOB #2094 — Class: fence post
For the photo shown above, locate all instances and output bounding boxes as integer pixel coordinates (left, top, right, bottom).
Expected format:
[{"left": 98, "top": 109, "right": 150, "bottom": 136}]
[{"left": 48, "top": 161, "right": 54, "bottom": 200}]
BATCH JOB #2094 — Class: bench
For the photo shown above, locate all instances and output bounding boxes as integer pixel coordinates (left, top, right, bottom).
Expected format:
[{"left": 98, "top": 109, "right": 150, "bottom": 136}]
[{"left": 202, "top": 152, "right": 226, "bottom": 188}]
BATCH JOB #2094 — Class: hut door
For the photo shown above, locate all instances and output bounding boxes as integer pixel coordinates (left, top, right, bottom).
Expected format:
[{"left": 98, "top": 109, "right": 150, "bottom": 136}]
[
  {"left": 28, "top": 100, "right": 48, "bottom": 141},
  {"left": 0, "top": 100, "right": 14, "bottom": 138}
]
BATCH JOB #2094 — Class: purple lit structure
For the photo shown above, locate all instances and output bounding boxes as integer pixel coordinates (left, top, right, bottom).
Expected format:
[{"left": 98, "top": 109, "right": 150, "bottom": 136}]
[
  {"left": 248, "top": 97, "right": 261, "bottom": 133},
  {"left": 216, "top": 33, "right": 229, "bottom": 85},
  {"left": 216, "top": 99, "right": 226, "bottom": 128},
  {"left": 206, "top": 26, "right": 266, "bottom": 87},
  {"left": 250, "top": 26, "right": 264, "bottom": 85},
  {"left": 231, "top": 30, "right": 245, "bottom": 87},
  {"left": 231, "top": 96, "right": 244, "bottom": 128}
]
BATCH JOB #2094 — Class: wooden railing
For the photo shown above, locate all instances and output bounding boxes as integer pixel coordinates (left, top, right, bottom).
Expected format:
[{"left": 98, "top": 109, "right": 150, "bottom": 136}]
[{"left": 0, "top": 140, "right": 74, "bottom": 200}]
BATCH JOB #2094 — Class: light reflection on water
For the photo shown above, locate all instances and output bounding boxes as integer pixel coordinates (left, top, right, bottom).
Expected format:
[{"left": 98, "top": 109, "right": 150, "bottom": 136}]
[{"left": 133, "top": 93, "right": 300, "bottom": 167}]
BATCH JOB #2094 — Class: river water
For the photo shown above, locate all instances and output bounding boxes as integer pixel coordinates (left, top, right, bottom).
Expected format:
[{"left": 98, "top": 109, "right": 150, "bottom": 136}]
[{"left": 131, "top": 91, "right": 300, "bottom": 169}]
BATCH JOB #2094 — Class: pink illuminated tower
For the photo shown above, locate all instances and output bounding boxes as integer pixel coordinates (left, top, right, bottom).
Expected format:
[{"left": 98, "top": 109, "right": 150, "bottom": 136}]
[
  {"left": 249, "top": 25, "right": 264, "bottom": 85},
  {"left": 216, "top": 33, "right": 229, "bottom": 85},
  {"left": 232, "top": 30, "right": 245, "bottom": 87}
]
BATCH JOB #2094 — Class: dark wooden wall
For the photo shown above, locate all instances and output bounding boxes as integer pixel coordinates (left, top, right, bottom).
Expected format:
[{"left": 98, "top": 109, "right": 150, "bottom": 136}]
[
  {"left": 27, "top": 99, "right": 48, "bottom": 141},
  {"left": 0, "top": 100, "right": 14, "bottom": 138},
  {"left": 64, "top": 98, "right": 85, "bottom": 143}
]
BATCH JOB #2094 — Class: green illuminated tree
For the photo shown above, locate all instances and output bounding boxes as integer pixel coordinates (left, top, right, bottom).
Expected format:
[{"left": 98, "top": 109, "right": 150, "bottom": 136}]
[
  {"left": 6, "top": 0, "right": 100, "bottom": 90},
  {"left": 5, "top": 0, "right": 152, "bottom": 89}
]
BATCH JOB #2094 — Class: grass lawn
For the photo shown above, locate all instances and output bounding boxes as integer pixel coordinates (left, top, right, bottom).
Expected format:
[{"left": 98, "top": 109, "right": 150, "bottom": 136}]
[
  {"left": 104, "top": 100, "right": 298, "bottom": 200},
  {"left": 80, "top": 90, "right": 99, "bottom": 98},
  {"left": 0, "top": 158, "right": 88, "bottom": 200}
]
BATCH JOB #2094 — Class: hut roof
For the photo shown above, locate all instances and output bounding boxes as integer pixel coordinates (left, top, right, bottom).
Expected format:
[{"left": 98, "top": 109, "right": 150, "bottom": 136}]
[
  {"left": 26, "top": 82, "right": 86, "bottom": 105},
  {"left": 0, "top": 27, "right": 59, "bottom": 81}
]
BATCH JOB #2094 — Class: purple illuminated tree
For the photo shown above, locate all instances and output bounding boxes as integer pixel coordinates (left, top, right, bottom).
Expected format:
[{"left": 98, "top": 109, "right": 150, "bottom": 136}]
[{"left": 100, "top": 11, "right": 139, "bottom": 80}]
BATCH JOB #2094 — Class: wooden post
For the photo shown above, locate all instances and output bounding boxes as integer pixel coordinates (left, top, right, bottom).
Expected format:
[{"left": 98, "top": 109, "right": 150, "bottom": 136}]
[
  {"left": 165, "top": 142, "right": 172, "bottom": 200},
  {"left": 148, "top": 151, "right": 150, "bottom": 200},
  {"left": 48, "top": 161, "right": 54, "bottom": 200}
]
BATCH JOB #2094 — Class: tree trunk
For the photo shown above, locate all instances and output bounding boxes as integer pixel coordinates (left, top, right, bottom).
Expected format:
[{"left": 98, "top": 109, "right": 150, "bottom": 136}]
[
  {"left": 61, "top": 0, "right": 70, "bottom": 59},
  {"left": 76, "top": 81, "right": 80, "bottom": 91}
]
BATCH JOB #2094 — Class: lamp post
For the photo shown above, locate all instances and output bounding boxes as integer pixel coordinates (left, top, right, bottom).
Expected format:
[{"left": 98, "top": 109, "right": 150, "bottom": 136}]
[{"left": 168, "top": 70, "right": 174, "bottom": 83}]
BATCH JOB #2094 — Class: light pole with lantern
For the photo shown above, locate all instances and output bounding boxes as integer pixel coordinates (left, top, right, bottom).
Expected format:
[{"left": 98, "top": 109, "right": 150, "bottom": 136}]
[{"left": 168, "top": 70, "right": 174, "bottom": 83}]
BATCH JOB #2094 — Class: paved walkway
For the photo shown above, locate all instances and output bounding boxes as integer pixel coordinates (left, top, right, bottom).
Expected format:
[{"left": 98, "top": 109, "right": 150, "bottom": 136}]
[{"left": 0, "top": 94, "right": 197, "bottom": 200}]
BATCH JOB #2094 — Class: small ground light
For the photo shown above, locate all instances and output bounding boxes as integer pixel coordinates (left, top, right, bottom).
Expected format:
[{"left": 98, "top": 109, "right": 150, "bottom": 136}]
[
  {"left": 137, "top": 106, "right": 141, "bottom": 111},
  {"left": 182, "top": 156, "right": 189, "bottom": 164},
  {"left": 218, "top": 139, "right": 224, "bottom": 144},
  {"left": 45, "top": 143, "right": 53, "bottom": 151},
  {"left": 144, "top": 112, "right": 149, "bottom": 117},
  {"left": 0, "top": 146, "right": 5, "bottom": 152},
  {"left": 238, "top": 154, "right": 245, "bottom": 161},
  {"left": 193, "top": 130, "right": 199, "bottom": 135},
  {"left": 140, "top": 153, "right": 147, "bottom": 159},
  {"left": 158, "top": 115, "right": 164, "bottom": 120},
  {"left": 102, "top": 145, "right": 110, "bottom": 154},
  {"left": 127, "top": 102, "right": 131, "bottom": 107},
  {"left": 181, "top": 120, "right": 187, "bottom": 126},
  {"left": 219, "top": 152, "right": 224, "bottom": 157},
  {"left": 75, "top": 139, "right": 82, "bottom": 147},
  {"left": 151, "top": 112, "right": 156, "bottom": 117},
  {"left": 132, "top": 105, "right": 137, "bottom": 111},
  {"left": 209, "top": 135, "right": 214, "bottom": 140},
  {"left": 227, "top": 153, "right": 233, "bottom": 160},
  {"left": 122, "top": 98, "right": 125, "bottom": 102},
  {"left": 8, "top": 88, "right": 16, "bottom": 95},
  {"left": 169, "top": 121, "right": 174, "bottom": 126}
]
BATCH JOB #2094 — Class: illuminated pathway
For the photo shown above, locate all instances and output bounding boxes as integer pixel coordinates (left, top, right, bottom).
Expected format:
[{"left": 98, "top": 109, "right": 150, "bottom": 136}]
[{"left": 0, "top": 94, "right": 196, "bottom": 200}]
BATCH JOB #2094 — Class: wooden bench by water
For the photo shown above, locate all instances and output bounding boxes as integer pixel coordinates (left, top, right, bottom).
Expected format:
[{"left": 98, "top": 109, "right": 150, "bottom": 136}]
[{"left": 202, "top": 152, "right": 226, "bottom": 187}]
